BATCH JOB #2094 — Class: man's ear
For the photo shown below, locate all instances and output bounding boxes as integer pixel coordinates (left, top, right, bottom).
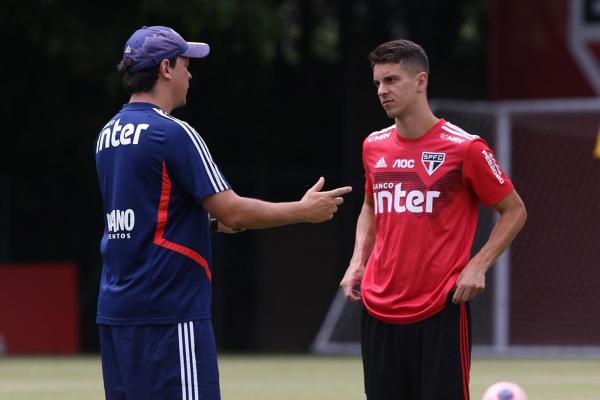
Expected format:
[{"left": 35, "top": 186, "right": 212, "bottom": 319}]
[
  {"left": 416, "top": 71, "right": 428, "bottom": 93},
  {"left": 159, "top": 59, "right": 172, "bottom": 79}
]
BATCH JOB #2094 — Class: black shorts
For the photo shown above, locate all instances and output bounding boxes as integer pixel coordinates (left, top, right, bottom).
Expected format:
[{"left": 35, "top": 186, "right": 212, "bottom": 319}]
[{"left": 361, "top": 298, "right": 471, "bottom": 400}]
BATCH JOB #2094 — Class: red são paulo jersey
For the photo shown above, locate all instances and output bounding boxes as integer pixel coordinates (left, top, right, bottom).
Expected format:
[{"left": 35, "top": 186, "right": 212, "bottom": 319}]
[{"left": 361, "top": 119, "right": 514, "bottom": 324}]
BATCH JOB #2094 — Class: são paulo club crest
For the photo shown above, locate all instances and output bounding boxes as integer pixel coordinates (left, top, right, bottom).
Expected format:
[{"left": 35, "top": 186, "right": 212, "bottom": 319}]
[{"left": 421, "top": 152, "right": 445, "bottom": 176}]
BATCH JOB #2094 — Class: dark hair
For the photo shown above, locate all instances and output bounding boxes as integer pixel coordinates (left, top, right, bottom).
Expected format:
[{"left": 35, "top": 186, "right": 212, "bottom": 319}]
[
  {"left": 368, "top": 39, "right": 429, "bottom": 74},
  {"left": 117, "top": 57, "right": 178, "bottom": 95}
]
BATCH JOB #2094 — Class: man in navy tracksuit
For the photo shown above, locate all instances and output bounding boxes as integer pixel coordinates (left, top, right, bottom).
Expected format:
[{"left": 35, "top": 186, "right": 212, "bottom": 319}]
[{"left": 95, "top": 25, "right": 352, "bottom": 399}]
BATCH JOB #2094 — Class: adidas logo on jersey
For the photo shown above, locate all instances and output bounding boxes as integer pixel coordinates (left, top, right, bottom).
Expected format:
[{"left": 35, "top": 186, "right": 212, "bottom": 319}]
[{"left": 374, "top": 157, "right": 387, "bottom": 168}]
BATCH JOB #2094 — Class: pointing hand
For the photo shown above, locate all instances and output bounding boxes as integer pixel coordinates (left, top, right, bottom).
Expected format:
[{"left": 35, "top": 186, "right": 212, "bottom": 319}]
[{"left": 301, "top": 177, "right": 352, "bottom": 223}]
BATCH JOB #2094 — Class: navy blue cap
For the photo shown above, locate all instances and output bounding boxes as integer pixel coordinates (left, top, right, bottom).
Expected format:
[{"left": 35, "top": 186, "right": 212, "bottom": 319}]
[{"left": 123, "top": 26, "right": 210, "bottom": 73}]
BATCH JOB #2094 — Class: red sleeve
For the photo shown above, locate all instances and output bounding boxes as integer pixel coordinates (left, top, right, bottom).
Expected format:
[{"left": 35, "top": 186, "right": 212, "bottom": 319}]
[
  {"left": 462, "top": 139, "right": 514, "bottom": 206},
  {"left": 363, "top": 141, "right": 373, "bottom": 198}
]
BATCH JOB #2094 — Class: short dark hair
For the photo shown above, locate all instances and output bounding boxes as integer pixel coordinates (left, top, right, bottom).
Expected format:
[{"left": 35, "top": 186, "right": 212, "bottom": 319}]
[
  {"left": 368, "top": 39, "right": 429, "bottom": 74},
  {"left": 117, "top": 56, "right": 178, "bottom": 95}
]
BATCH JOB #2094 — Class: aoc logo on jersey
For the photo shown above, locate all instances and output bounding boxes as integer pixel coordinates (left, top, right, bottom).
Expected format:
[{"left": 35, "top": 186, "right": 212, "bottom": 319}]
[
  {"left": 392, "top": 159, "right": 415, "bottom": 169},
  {"left": 372, "top": 182, "right": 440, "bottom": 215},
  {"left": 95, "top": 119, "right": 149, "bottom": 153},
  {"left": 421, "top": 152, "right": 445, "bottom": 175},
  {"left": 106, "top": 209, "right": 135, "bottom": 239}
]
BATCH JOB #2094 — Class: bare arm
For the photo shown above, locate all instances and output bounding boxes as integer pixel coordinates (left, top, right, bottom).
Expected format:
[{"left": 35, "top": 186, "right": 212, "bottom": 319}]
[
  {"left": 340, "top": 194, "right": 376, "bottom": 302},
  {"left": 202, "top": 177, "right": 352, "bottom": 230},
  {"left": 452, "top": 189, "right": 527, "bottom": 304}
]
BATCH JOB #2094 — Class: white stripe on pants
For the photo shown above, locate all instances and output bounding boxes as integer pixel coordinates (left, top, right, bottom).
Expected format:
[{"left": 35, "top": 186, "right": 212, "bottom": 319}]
[{"left": 178, "top": 322, "right": 199, "bottom": 400}]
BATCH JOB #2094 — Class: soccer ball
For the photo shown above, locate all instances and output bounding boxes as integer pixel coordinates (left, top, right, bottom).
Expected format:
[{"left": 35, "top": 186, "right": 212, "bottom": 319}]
[{"left": 482, "top": 381, "right": 528, "bottom": 400}]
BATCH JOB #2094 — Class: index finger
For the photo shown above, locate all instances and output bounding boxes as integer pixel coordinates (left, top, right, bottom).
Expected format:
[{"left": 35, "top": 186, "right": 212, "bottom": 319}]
[{"left": 323, "top": 186, "right": 353, "bottom": 197}]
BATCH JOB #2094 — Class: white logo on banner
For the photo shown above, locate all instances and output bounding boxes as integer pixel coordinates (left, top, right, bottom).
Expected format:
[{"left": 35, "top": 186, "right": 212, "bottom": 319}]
[{"left": 569, "top": 0, "right": 600, "bottom": 94}]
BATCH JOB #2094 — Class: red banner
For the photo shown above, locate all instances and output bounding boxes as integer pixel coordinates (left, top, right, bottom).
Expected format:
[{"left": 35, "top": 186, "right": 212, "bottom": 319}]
[
  {"left": 491, "top": 0, "right": 600, "bottom": 98},
  {"left": 0, "top": 263, "right": 80, "bottom": 354}
]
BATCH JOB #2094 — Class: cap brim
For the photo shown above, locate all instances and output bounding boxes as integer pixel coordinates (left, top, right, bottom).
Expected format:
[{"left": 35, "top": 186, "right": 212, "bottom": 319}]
[{"left": 182, "top": 42, "right": 210, "bottom": 58}]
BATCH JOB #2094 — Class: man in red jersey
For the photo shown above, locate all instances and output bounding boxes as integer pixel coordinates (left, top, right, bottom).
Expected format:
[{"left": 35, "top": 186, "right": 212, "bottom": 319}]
[{"left": 340, "top": 40, "right": 527, "bottom": 400}]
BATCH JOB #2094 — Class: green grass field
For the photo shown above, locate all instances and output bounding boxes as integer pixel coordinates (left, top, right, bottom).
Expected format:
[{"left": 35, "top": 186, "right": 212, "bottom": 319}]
[{"left": 0, "top": 355, "right": 599, "bottom": 399}]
